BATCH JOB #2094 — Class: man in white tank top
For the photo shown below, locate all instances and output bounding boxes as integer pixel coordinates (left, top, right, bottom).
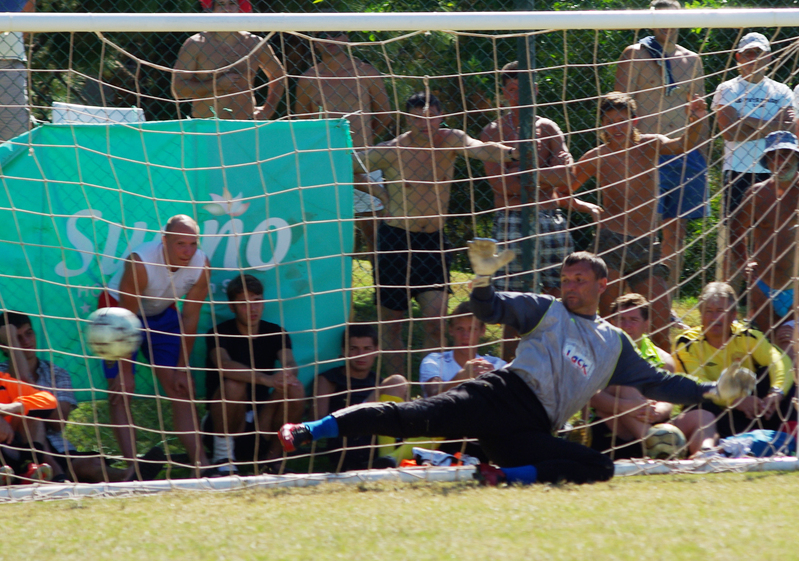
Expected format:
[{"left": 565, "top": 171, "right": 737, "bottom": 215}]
[{"left": 102, "top": 214, "right": 211, "bottom": 473}]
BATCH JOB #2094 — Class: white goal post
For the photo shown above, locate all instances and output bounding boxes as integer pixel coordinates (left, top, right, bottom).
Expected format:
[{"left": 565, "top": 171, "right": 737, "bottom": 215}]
[{"left": 3, "top": 9, "right": 799, "bottom": 33}]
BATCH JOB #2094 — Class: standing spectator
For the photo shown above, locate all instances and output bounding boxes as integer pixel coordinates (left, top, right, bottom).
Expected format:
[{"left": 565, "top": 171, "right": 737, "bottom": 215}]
[
  {"left": 674, "top": 282, "right": 794, "bottom": 438},
  {"left": 0, "top": 0, "right": 34, "bottom": 143},
  {"left": 172, "top": 0, "right": 286, "bottom": 120},
  {"left": 0, "top": 311, "right": 163, "bottom": 482},
  {"left": 570, "top": 92, "right": 706, "bottom": 350},
  {"left": 736, "top": 131, "right": 799, "bottom": 362},
  {"left": 419, "top": 301, "right": 506, "bottom": 398},
  {"left": 205, "top": 274, "right": 304, "bottom": 475},
  {"left": 480, "top": 61, "right": 577, "bottom": 361},
  {"left": 712, "top": 32, "right": 794, "bottom": 289},
  {"left": 101, "top": 214, "right": 211, "bottom": 473},
  {"left": 294, "top": 27, "right": 393, "bottom": 257},
  {"left": 353, "top": 92, "right": 518, "bottom": 375},
  {"left": 614, "top": 0, "right": 709, "bottom": 291}
]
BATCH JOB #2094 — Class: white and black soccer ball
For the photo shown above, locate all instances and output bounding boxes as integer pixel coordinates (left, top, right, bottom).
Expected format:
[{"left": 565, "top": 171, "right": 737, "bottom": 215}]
[
  {"left": 86, "top": 307, "right": 143, "bottom": 361},
  {"left": 644, "top": 423, "right": 687, "bottom": 460}
]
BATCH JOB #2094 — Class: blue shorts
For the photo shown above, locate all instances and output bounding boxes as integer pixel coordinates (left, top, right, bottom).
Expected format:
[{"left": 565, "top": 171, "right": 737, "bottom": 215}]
[
  {"left": 102, "top": 306, "right": 181, "bottom": 379},
  {"left": 658, "top": 150, "right": 708, "bottom": 219}
]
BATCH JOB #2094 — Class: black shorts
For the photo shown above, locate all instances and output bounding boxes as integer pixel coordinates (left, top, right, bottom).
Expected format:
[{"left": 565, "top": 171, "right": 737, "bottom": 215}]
[{"left": 374, "top": 224, "right": 452, "bottom": 311}]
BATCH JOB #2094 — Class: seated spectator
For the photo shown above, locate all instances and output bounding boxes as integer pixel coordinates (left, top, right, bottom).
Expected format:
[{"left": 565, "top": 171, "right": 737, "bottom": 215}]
[
  {"left": 590, "top": 294, "right": 715, "bottom": 457},
  {"left": 674, "top": 282, "right": 795, "bottom": 438},
  {"left": 419, "top": 301, "right": 507, "bottom": 397},
  {"left": 205, "top": 274, "right": 305, "bottom": 475},
  {"left": 0, "top": 311, "right": 164, "bottom": 482},
  {"left": 0, "top": 314, "right": 58, "bottom": 483},
  {"left": 314, "top": 324, "right": 409, "bottom": 471}
]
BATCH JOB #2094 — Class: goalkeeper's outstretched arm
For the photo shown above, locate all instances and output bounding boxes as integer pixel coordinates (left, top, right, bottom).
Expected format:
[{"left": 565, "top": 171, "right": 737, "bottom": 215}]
[{"left": 467, "top": 238, "right": 554, "bottom": 334}]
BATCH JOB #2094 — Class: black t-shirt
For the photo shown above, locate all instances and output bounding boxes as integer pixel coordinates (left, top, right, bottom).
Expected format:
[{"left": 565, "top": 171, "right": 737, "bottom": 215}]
[
  {"left": 205, "top": 319, "right": 292, "bottom": 400},
  {"left": 319, "top": 365, "right": 378, "bottom": 413}
]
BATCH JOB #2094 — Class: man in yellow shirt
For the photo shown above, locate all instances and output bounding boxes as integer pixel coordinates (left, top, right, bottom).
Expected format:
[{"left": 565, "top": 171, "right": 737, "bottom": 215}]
[{"left": 674, "top": 282, "right": 793, "bottom": 437}]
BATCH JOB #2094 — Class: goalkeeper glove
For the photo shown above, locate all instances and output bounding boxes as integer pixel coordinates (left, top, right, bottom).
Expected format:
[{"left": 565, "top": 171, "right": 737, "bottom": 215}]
[
  {"left": 703, "top": 361, "right": 757, "bottom": 405},
  {"left": 467, "top": 238, "right": 515, "bottom": 288}
]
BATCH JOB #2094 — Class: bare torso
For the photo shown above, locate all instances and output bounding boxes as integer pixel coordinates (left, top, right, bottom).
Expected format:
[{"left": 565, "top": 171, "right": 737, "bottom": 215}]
[
  {"left": 749, "top": 178, "right": 799, "bottom": 288},
  {"left": 480, "top": 114, "right": 569, "bottom": 208},
  {"left": 297, "top": 59, "right": 385, "bottom": 149},
  {"left": 368, "top": 129, "right": 463, "bottom": 233},
  {"left": 584, "top": 135, "right": 663, "bottom": 238},
  {"left": 182, "top": 31, "right": 267, "bottom": 119}
]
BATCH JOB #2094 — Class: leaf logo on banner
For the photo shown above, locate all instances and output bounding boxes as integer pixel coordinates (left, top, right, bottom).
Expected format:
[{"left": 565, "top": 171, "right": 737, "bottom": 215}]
[{"left": 203, "top": 187, "right": 250, "bottom": 217}]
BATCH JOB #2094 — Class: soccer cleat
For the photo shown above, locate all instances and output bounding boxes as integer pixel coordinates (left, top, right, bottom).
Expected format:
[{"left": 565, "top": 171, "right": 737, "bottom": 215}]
[
  {"left": 474, "top": 463, "right": 507, "bottom": 486},
  {"left": 278, "top": 423, "right": 312, "bottom": 453},
  {"left": 0, "top": 465, "right": 14, "bottom": 485},
  {"left": 22, "top": 463, "right": 53, "bottom": 483}
]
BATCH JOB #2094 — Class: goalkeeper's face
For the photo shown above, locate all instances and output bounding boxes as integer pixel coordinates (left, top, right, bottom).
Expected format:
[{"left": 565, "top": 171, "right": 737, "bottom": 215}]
[{"left": 560, "top": 262, "right": 607, "bottom": 316}]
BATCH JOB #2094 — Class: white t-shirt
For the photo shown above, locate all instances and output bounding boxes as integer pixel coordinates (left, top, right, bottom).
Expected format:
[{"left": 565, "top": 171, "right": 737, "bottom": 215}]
[
  {"left": 712, "top": 75, "right": 793, "bottom": 174},
  {"left": 107, "top": 240, "right": 206, "bottom": 317},
  {"left": 419, "top": 350, "right": 506, "bottom": 395}
]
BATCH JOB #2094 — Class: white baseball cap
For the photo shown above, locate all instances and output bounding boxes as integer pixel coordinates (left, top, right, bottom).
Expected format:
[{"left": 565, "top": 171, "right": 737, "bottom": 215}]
[{"left": 737, "top": 32, "right": 771, "bottom": 53}]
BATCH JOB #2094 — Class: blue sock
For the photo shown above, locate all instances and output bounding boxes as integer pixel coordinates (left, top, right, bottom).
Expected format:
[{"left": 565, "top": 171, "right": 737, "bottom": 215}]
[
  {"left": 501, "top": 465, "right": 538, "bottom": 485},
  {"left": 305, "top": 416, "right": 339, "bottom": 440}
]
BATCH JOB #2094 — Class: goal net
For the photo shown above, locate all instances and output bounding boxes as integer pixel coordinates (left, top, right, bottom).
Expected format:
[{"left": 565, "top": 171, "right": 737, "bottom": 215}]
[{"left": 0, "top": 7, "right": 798, "bottom": 499}]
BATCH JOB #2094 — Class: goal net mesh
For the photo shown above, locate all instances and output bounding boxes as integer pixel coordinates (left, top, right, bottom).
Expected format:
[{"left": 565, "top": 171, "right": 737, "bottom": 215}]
[{"left": 0, "top": 6, "right": 798, "bottom": 497}]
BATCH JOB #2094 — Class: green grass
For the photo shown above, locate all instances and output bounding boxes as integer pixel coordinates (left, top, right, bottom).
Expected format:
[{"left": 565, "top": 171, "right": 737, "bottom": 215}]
[{"left": 3, "top": 472, "right": 798, "bottom": 559}]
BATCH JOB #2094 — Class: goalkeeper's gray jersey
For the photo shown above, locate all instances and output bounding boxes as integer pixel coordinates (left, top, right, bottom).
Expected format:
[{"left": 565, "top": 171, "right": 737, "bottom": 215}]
[{"left": 470, "top": 287, "right": 711, "bottom": 431}]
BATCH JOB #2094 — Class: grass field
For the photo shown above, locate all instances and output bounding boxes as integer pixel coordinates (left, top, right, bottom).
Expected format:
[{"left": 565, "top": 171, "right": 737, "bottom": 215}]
[{"left": 3, "top": 471, "right": 798, "bottom": 560}]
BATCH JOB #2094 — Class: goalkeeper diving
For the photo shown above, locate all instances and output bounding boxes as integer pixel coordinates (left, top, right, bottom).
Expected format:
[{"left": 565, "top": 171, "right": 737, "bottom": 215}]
[{"left": 279, "top": 240, "right": 755, "bottom": 485}]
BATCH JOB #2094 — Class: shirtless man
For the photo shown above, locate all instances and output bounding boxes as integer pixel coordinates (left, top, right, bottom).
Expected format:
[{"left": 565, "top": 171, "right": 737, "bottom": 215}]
[
  {"left": 102, "top": 214, "right": 210, "bottom": 472},
  {"left": 570, "top": 92, "right": 706, "bottom": 350},
  {"left": 294, "top": 30, "right": 393, "bottom": 256},
  {"left": 614, "top": 0, "right": 708, "bottom": 290},
  {"left": 737, "top": 131, "right": 799, "bottom": 361},
  {"left": 480, "top": 61, "right": 585, "bottom": 361},
  {"left": 295, "top": 31, "right": 392, "bottom": 149},
  {"left": 172, "top": 0, "right": 286, "bottom": 120},
  {"left": 354, "top": 92, "right": 517, "bottom": 375}
]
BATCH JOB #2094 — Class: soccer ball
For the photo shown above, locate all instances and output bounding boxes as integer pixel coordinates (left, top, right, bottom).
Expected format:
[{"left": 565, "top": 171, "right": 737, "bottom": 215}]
[
  {"left": 86, "top": 307, "right": 143, "bottom": 361},
  {"left": 644, "top": 423, "right": 687, "bottom": 460}
]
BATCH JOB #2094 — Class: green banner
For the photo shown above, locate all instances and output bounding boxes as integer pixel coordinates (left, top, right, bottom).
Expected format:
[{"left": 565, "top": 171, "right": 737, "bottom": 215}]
[{"left": 0, "top": 118, "right": 354, "bottom": 401}]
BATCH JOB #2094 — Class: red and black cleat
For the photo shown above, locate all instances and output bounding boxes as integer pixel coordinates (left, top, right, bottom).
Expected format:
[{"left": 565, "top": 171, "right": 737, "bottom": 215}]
[
  {"left": 474, "top": 463, "right": 507, "bottom": 486},
  {"left": 278, "top": 423, "right": 312, "bottom": 453}
]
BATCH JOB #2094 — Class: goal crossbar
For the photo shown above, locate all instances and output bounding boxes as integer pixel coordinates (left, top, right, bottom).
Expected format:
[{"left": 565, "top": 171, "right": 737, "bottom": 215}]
[{"left": 4, "top": 9, "right": 799, "bottom": 33}]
